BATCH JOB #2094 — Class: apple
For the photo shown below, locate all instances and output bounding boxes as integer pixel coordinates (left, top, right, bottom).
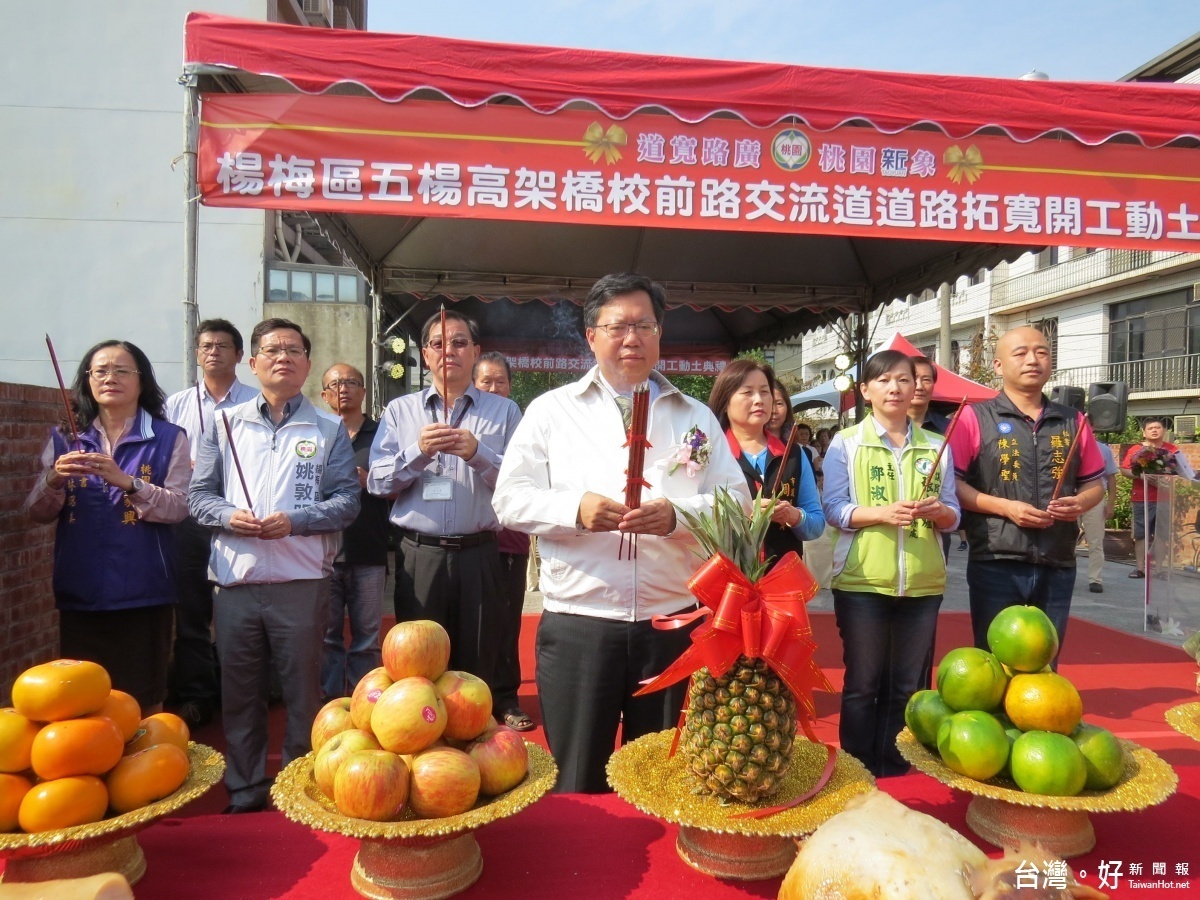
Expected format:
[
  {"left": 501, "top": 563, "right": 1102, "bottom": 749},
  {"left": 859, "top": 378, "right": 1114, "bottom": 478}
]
[
  {"left": 382, "top": 620, "right": 451, "bottom": 682},
  {"left": 435, "top": 671, "right": 493, "bottom": 741},
  {"left": 0, "top": 709, "right": 40, "bottom": 773},
  {"left": 371, "top": 677, "right": 446, "bottom": 754},
  {"left": 468, "top": 726, "right": 529, "bottom": 796},
  {"left": 311, "top": 697, "right": 354, "bottom": 751},
  {"left": 350, "top": 667, "right": 394, "bottom": 732},
  {"left": 408, "top": 747, "right": 480, "bottom": 818},
  {"left": 314, "top": 729, "right": 381, "bottom": 799},
  {"left": 333, "top": 749, "right": 409, "bottom": 822}
]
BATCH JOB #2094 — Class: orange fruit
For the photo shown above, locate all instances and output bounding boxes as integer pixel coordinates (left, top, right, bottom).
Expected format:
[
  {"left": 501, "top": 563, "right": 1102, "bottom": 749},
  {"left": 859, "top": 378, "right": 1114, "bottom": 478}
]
[
  {"left": 935, "top": 648, "right": 1008, "bottom": 712},
  {"left": 0, "top": 773, "right": 34, "bottom": 832},
  {"left": 1004, "top": 673, "right": 1083, "bottom": 735},
  {"left": 1071, "top": 724, "right": 1126, "bottom": 791},
  {"left": 936, "top": 710, "right": 1010, "bottom": 781},
  {"left": 106, "top": 744, "right": 190, "bottom": 814},
  {"left": 18, "top": 775, "right": 108, "bottom": 833},
  {"left": 31, "top": 716, "right": 125, "bottom": 780},
  {"left": 11, "top": 660, "right": 111, "bottom": 722},
  {"left": 97, "top": 690, "right": 142, "bottom": 743},
  {"left": 0, "top": 708, "right": 41, "bottom": 773},
  {"left": 987, "top": 606, "right": 1059, "bottom": 673},
  {"left": 904, "top": 690, "right": 955, "bottom": 748},
  {"left": 125, "top": 713, "right": 190, "bottom": 755},
  {"left": 1010, "top": 730, "right": 1087, "bottom": 796}
]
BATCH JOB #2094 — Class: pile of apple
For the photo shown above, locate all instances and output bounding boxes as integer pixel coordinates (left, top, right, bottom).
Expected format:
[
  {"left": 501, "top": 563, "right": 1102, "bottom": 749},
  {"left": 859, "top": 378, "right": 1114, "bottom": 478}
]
[{"left": 310, "top": 620, "right": 529, "bottom": 823}]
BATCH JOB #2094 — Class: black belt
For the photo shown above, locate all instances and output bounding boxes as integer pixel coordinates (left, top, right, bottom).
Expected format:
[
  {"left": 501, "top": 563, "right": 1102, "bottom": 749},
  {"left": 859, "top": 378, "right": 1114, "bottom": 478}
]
[{"left": 399, "top": 530, "right": 496, "bottom": 550}]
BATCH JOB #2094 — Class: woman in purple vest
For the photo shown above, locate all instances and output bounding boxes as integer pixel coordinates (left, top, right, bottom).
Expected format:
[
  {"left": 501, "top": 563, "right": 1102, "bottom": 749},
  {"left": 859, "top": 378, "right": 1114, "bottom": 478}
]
[{"left": 26, "top": 340, "right": 190, "bottom": 712}]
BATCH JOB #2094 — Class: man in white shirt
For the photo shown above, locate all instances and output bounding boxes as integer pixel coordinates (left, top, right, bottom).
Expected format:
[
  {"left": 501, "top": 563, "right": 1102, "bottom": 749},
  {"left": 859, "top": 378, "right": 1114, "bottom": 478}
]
[
  {"left": 493, "top": 274, "right": 748, "bottom": 793},
  {"left": 163, "top": 318, "right": 258, "bottom": 729}
]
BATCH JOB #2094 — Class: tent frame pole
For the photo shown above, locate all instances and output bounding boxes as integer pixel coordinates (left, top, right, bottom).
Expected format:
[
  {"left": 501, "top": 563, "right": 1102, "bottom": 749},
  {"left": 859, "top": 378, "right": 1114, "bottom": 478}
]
[{"left": 182, "top": 76, "right": 201, "bottom": 388}]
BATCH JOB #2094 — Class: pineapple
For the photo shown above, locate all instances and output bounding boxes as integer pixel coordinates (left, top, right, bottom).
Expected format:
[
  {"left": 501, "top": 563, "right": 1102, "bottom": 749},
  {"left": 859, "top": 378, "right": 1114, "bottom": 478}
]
[{"left": 675, "top": 488, "right": 798, "bottom": 803}]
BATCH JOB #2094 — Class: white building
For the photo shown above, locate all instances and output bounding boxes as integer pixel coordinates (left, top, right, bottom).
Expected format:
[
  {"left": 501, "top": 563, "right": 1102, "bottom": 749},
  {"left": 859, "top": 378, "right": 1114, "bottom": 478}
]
[{"left": 1, "top": 0, "right": 368, "bottom": 396}]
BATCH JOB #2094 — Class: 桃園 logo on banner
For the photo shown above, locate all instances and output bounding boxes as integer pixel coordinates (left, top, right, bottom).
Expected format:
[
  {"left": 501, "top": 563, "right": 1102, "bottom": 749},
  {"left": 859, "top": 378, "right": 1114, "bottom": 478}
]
[
  {"left": 295, "top": 440, "right": 317, "bottom": 459},
  {"left": 772, "top": 128, "right": 811, "bottom": 171}
]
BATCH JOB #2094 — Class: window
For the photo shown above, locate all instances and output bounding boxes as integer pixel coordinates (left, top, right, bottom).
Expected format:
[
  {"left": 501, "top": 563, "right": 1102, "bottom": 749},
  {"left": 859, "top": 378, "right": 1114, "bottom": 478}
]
[
  {"left": 1032, "top": 317, "right": 1058, "bottom": 369},
  {"left": 950, "top": 340, "right": 961, "bottom": 373},
  {"left": 1107, "top": 289, "right": 1196, "bottom": 391},
  {"left": 266, "top": 264, "right": 364, "bottom": 303}
]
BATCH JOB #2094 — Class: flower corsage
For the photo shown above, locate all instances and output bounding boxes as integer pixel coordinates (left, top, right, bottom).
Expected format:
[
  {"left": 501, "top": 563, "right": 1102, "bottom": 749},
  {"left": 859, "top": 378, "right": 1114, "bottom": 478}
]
[{"left": 667, "top": 426, "right": 711, "bottom": 477}]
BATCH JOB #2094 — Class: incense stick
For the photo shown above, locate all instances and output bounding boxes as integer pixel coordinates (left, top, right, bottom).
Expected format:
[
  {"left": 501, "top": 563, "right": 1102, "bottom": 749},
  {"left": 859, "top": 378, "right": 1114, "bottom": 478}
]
[
  {"left": 45, "top": 334, "right": 80, "bottom": 449},
  {"left": 439, "top": 304, "right": 449, "bottom": 424},
  {"left": 1050, "top": 415, "right": 1086, "bottom": 501},
  {"left": 195, "top": 380, "right": 205, "bottom": 434},
  {"left": 919, "top": 394, "right": 969, "bottom": 498},
  {"left": 619, "top": 382, "right": 652, "bottom": 560},
  {"left": 221, "top": 411, "right": 255, "bottom": 517},
  {"left": 770, "top": 422, "right": 801, "bottom": 496}
]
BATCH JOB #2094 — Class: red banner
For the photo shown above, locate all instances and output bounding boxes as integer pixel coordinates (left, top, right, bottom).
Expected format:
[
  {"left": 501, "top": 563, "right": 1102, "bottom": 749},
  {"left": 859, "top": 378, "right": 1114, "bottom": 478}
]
[
  {"left": 483, "top": 340, "right": 729, "bottom": 375},
  {"left": 198, "top": 94, "right": 1200, "bottom": 252}
]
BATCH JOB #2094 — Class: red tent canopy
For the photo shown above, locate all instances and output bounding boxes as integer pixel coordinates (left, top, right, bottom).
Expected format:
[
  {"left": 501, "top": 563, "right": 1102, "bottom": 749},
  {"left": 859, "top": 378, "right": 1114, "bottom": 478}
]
[
  {"left": 184, "top": 12, "right": 1200, "bottom": 148},
  {"left": 882, "top": 333, "right": 998, "bottom": 404}
]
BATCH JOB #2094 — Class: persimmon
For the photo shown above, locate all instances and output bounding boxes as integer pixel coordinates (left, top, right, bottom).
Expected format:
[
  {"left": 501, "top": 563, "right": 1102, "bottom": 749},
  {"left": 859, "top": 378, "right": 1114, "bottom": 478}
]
[
  {"left": 106, "top": 743, "right": 190, "bottom": 814},
  {"left": 0, "top": 708, "right": 40, "bottom": 773},
  {"left": 97, "top": 690, "right": 142, "bottom": 743},
  {"left": 18, "top": 775, "right": 108, "bottom": 833},
  {"left": 11, "top": 660, "right": 110, "bottom": 722},
  {"left": 0, "top": 773, "right": 34, "bottom": 832},
  {"left": 31, "top": 716, "right": 125, "bottom": 780},
  {"left": 125, "top": 713, "right": 190, "bottom": 755}
]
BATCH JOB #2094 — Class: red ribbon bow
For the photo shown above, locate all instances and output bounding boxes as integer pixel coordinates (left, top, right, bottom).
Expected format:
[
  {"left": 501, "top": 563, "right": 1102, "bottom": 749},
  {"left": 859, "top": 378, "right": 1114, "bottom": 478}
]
[{"left": 635, "top": 551, "right": 832, "bottom": 733}]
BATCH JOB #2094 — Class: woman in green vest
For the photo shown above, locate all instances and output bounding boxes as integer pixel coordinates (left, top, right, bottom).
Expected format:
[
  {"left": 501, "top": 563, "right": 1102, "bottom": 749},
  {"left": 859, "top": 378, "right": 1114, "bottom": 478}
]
[{"left": 820, "top": 350, "right": 960, "bottom": 777}]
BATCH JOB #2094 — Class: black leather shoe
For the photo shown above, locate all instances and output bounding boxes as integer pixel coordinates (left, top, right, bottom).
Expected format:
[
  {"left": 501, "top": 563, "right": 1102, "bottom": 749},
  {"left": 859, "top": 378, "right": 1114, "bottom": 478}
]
[
  {"left": 223, "top": 802, "right": 266, "bottom": 814},
  {"left": 1129, "top": 570, "right": 1146, "bottom": 579},
  {"left": 1089, "top": 583, "right": 1103, "bottom": 593}
]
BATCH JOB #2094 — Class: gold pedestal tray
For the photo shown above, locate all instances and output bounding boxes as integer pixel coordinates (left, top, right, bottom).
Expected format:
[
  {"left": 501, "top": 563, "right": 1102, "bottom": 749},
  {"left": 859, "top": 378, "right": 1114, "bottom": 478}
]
[
  {"left": 896, "top": 728, "right": 1177, "bottom": 858},
  {"left": 1165, "top": 701, "right": 1200, "bottom": 742},
  {"left": 607, "top": 730, "right": 875, "bottom": 881},
  {"left": 0, "top": 743, "right": 225, "bottom": 885},
  {"left": 270, "top": 743, "right": 556, "bottom": 900}
]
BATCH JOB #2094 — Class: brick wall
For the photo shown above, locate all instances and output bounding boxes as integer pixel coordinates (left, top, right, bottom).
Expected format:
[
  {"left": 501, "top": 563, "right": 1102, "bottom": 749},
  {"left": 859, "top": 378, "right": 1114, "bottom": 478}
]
[{"left": 0, "top": 383, "right": 60, "bottom": 705}]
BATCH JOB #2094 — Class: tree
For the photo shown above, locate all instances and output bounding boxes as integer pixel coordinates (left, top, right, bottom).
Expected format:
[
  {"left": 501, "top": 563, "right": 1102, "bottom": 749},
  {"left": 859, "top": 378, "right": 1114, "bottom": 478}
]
[{"left": 964, "top": 325, "right": 1000, "bottom": 390}]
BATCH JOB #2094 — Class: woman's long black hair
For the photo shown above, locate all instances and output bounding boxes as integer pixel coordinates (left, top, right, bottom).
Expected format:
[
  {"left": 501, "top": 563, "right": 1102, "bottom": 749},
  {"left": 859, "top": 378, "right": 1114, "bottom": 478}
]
[{"left": 67, "top": 340, "right": 167, "bottom": 432}]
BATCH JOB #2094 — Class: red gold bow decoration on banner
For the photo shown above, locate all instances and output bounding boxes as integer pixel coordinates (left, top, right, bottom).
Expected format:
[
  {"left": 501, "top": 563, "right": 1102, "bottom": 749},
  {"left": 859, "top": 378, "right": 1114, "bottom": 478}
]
[
  {"left": 944, "top": 144, "right": 984, "bottom": 184},
  {"left": 635, "top": 550, "right": 832, "bottom": 739},
  {"left": 582, "top": 122, "right": 628, "bottom": 163}
]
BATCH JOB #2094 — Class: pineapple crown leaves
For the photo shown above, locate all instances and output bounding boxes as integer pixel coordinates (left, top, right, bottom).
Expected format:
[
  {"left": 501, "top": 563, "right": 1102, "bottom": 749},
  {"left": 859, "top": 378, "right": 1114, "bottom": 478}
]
[{"left": 674, "top": 486, "right": 777, "bottom": 582}]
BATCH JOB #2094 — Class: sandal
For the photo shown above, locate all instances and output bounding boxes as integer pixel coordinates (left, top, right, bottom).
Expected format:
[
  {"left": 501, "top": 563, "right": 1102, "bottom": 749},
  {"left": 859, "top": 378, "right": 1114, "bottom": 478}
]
[{"left": 503, "top": 709, "right": 535, "bottom": 732}]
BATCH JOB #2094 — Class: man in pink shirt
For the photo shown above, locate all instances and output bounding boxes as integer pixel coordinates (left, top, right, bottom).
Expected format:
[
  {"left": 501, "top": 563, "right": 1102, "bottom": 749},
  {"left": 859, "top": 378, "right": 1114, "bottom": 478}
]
[{"left": 949, "top": 327, "right": 1105, "bottom": 664}]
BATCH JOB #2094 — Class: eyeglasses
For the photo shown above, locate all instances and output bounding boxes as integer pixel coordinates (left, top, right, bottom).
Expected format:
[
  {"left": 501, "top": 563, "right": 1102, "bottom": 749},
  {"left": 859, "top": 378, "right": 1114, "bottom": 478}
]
[
  {"left": 256, "top": 345, "right": 307, "bottom": 360},
  {"left": 425, "top": 338, "right": 474, "bottom": 352},
  {"left": 593, "top": 322, "right": 660, "bottom": 339},
  {"left": 324, "top": 378, "right": 364, "bottom": 391},
  {"left": 88, "top": 367, "right": 140, "bottom": 380},
  {"left": 199, "top": 341, "right": 235, "bottom": 353}
]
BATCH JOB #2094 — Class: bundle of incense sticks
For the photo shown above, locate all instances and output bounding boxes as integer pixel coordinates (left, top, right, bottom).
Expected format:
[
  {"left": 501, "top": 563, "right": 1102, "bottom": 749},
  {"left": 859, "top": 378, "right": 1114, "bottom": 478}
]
[
  {"left": 45, "top": 335, "right": 80, "bottom": 450},
  {"left": 770, "top": 422, "right": 801, "bottom": 496},
  {"left": 619, "top": 382, "right": 652, "bottom": 560},
  {"left": 919, "top": 395, "right": 969, "bottom": 498},
  {"left": 439, "top": 304, "right": 450, "bottom": 424},
  {"left": 1050, "top": 416, "right": 1086, "bottom": 501},
  {"left": 221, "top": 411, "right": 255, "bottom": 517},
  {"left": 195, "top": 380, "right": 205, "bottom": 434}
]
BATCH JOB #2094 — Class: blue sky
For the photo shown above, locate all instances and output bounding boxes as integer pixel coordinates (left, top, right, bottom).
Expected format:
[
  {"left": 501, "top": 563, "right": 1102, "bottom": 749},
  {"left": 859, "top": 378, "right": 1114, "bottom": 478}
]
[{"left": 369, "top": 1, "right": 1197, "bottom": 82}]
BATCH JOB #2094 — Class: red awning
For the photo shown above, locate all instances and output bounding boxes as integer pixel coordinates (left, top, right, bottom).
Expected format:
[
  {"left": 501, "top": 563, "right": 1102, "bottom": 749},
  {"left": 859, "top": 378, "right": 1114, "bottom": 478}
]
[
  {"left": 882, "top": 333, "right": 998, "bottom": 404},
  {"left": 184, "top": 12, "right": 1200, "bottom": 148}
]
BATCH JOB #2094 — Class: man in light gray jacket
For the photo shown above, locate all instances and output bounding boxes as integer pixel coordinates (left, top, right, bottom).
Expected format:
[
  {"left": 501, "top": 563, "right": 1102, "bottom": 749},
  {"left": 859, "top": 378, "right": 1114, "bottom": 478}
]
[{"left": 190, "top": 318, "right": 359, "bottom": 813}]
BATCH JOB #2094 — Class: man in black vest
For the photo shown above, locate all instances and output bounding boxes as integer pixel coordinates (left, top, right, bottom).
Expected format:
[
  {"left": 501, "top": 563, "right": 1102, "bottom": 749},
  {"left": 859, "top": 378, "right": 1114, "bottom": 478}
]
[{"left": 948, "top": 327, "right": 1105, "bottom": 662}]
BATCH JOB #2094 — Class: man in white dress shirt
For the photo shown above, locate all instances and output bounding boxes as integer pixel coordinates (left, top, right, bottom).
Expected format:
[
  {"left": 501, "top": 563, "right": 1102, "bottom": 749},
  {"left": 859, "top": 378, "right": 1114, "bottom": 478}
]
[
  {"left": 163, "top": 318, "right": 258, "bottom": 728},
  {"left": 493, "top": 273, "right": 748, "bottom": 793}
]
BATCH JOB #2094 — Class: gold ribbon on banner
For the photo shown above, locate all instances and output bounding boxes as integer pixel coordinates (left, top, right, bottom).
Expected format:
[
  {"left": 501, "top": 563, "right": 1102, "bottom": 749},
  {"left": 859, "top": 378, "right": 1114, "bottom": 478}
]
[
  {"left": 582, "top": 122, "right": 628, "bottom": 164},
  {"left": 944, "top": 144, "right": 984, "bottom": 184}
]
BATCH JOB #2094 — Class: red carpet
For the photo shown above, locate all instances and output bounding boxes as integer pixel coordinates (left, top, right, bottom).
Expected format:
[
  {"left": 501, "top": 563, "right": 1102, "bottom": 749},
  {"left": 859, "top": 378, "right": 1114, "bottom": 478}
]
[{"left": 8, "top": 613, "right": 1199, "bottom": 898}]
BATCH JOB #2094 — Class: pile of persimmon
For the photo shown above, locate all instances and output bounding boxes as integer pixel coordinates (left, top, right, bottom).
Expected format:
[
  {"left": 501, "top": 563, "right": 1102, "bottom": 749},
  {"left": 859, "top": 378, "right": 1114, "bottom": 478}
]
[{"left": 1, "top": 659, "right": 192, "bottom": 833}]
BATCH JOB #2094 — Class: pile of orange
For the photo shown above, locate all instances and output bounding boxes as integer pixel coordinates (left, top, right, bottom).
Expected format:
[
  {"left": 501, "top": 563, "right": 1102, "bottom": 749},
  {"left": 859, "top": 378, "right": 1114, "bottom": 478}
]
[
  {"left": 904, "top": 606, "right": 1127, "bottom": 797},
  {"left": 0, "top": 659, "right": 192, "bottom": 833}
]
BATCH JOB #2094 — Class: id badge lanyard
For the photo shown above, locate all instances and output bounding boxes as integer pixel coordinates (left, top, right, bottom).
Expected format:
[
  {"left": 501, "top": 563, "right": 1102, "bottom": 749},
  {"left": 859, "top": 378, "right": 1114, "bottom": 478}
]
[{"left": 424, "top": 394, "right": 471, "bottom": 499}]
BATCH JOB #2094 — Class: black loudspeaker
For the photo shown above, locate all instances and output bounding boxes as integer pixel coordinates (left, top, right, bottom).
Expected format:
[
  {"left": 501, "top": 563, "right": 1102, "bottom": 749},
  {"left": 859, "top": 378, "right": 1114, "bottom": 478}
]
[
  {"left": 1087, "top": 382, "right": 1128, "bottom": 432},
  {"left": 1050, "top": 385, "right": 1086, "bottom": 412}
]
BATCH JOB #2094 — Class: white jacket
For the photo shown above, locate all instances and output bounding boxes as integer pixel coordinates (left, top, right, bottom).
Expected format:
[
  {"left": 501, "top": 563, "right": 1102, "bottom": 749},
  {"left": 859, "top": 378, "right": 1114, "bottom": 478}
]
[
  {"left": 492, "top": 367, "right": 749, "bottom": 621},
  {"left": 188, "top": 394, "right": 360, "bottom": 587}
]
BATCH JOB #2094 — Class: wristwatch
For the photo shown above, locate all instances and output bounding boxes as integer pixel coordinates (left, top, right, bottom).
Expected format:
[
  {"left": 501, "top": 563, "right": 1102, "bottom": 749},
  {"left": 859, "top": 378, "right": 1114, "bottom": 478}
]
[{"left": 125, "top": 477, "right": 146, "bottom": 495}]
